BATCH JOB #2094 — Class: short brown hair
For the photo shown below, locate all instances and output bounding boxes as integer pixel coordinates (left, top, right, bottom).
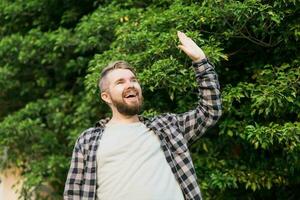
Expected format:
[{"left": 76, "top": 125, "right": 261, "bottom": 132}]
[{"left": 98, "top": 60, "right": 136, "bottom": 93}]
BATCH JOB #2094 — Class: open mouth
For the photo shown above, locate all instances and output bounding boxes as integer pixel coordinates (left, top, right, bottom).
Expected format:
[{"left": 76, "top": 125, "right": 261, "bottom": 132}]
[{"left": 123, "top": 90, "right": 138, "bottom": 100}]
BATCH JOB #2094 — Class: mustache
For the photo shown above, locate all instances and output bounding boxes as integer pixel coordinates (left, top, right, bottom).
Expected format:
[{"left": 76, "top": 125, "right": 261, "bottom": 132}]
[{"left": 122, "top": 87, "right": 139, "bottom": 97}]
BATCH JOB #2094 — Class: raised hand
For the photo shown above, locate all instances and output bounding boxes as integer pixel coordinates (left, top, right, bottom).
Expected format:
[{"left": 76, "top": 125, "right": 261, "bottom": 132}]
[{"left": 177, "top": 31, "right": 206, "bottom": 61}]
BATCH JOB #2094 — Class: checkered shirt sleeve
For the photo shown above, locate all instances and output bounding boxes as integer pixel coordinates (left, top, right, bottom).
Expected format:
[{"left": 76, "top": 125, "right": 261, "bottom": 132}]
[
  {"left": 177, "top": 61, "right": 222, "bottom": 144},
  {"left": 64, "top": 128, "right": 98, "bottom": 200},
  {"left": 63, "top": 140, "right": 84, "bottom": 199}
]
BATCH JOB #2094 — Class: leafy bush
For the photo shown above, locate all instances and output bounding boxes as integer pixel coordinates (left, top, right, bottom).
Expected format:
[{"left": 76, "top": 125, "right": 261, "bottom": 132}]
[{"left": 0, "top": 0, "right": 299, "bottom": 199}]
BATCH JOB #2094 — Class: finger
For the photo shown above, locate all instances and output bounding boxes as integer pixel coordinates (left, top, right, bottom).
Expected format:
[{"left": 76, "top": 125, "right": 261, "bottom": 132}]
[
  {"left": 177, "top": 30, "right": 184, "bottom": 37},
  {"left": 178, "top": 45, "right": 189, "bottom": 55},
  {"left": 177, "top": 31, "right": 187, "bottom": 37},
  {"left": 177, "top": 31, "right": 188, "bottom": 45}
]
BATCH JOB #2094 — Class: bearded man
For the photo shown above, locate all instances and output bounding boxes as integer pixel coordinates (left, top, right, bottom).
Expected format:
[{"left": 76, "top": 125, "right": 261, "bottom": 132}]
[{"left": 64, "top": 31, "right": 222, "bottom": 200}]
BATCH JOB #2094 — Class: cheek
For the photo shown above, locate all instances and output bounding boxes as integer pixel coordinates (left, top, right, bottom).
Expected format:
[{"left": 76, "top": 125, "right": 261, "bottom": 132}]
[
  {"left": 109, "top": 86, "right": 123, "bottom": 97},
  {"left": 135, "top": 84, "right": 142, "bottom": 93}
]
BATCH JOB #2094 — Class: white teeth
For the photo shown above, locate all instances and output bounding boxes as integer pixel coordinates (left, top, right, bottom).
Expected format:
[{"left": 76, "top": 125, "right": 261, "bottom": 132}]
[{"left": 125, "top": 91, "right": 137, "bottom": 98}]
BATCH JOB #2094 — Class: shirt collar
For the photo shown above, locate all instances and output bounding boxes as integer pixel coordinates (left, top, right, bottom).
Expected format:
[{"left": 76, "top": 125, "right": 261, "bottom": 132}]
[{"left": 94, "top": 115, "right": 150, "bottom": 128}]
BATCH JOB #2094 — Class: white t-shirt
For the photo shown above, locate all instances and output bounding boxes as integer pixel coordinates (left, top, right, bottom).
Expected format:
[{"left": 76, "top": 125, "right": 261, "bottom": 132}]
[{"left": 96, "top": 122, "right": 184, "bottom": 200}]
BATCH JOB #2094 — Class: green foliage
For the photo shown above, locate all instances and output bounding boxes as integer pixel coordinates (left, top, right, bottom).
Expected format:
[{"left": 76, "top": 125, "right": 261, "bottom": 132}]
[
  {"left": 0, "top": 0, "right": 299, "bottom": 199},
  {"left": 243, "top": 122, "right": 300, "bottom": 151}
]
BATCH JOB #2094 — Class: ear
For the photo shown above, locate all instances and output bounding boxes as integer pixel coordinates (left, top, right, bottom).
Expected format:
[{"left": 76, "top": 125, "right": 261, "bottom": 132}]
[{"left": 101, "top": 91, "right": 112, "bottom": 105}]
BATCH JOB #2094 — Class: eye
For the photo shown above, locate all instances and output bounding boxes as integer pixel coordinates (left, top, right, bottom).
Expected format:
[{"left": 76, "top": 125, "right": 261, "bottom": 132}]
[
  {"left": 131, "top": 78, "right": 138, "bottom": 82},
  {"left": 116, "top": 80, "right": 124, "bottom": 85}
]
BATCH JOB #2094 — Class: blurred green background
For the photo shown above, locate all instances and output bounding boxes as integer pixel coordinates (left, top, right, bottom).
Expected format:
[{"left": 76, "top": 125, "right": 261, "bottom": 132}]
[{"left": 0, "top": 0, "right": 299, "bottom": 199}]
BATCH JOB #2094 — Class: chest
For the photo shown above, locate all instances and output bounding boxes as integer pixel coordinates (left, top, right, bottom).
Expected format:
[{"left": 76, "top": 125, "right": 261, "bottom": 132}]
[{"left": 96, "top": 125, "right": 163, "bottom": 165}]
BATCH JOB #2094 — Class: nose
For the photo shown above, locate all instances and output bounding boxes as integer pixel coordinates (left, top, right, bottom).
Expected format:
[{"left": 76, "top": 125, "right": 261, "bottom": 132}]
[{"left": 125, "top": 80, "right": 135, "bottom": 88}]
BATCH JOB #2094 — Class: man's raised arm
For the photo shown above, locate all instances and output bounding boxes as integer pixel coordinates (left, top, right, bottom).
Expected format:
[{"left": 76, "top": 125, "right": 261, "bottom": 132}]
[{"left": 176, "top": 31, "right": 222, "bottom": 144}]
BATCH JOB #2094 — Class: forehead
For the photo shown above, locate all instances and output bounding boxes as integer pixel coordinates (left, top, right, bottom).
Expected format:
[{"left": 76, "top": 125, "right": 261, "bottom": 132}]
[{"left": 106, "top": 68, "right": 136, "bottom": 82}]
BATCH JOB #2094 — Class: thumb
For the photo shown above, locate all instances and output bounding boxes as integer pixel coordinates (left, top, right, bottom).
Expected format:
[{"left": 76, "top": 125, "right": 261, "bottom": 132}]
[{"left": 178, "top": 45, "right": 189, "bottom": 54}]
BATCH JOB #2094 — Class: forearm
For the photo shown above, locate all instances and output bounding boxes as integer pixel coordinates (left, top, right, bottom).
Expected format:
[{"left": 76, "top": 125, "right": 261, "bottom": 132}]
[
  {"left": 177, "top": 59, "right": 222, "bottom": 144},
  {"left": 194, "top": 59, "right": 222, "bottom": 125}
]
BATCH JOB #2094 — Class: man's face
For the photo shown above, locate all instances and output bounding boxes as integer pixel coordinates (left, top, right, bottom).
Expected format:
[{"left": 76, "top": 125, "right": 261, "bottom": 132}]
[{"left": 101, "top": 69, "right": 143, "bottom": 116}]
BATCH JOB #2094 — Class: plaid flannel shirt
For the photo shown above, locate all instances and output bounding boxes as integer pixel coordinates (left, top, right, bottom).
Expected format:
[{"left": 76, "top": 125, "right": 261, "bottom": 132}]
[{"left": 64, "top": 60, "right": 222, "bottom": 200}]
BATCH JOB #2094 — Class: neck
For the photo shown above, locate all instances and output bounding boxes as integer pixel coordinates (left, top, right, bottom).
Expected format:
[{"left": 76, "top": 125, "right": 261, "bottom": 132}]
[{"left": 109, "top": 111, "right": 140, "bottom": 125}]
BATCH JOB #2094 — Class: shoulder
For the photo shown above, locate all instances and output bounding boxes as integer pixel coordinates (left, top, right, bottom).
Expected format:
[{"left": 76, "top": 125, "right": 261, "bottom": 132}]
[
  {"left": 147, "top": 113, "right": 188, "bottom": 149},
  {"left": 156, "top": 113, "right": 178, "bottom": 123},
  {"left": 76, "top": 126, "right": 103, "bottom": 147},
  {"left": 147, "top": 113, "right": 179, "bottom": 129}
]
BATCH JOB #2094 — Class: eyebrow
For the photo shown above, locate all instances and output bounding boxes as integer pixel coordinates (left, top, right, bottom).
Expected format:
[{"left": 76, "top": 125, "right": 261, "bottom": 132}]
[
  {"left": 114, "top": 78, "right": 124, "bottom": 84},
  {"left": 113, "top": 76, "right": 137, "bottom": 84}
]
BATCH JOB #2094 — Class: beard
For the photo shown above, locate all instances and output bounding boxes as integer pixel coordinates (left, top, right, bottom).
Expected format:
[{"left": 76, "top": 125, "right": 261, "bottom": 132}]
[{"left": 111, "top": 93, "right": 143, "bottom": 116}]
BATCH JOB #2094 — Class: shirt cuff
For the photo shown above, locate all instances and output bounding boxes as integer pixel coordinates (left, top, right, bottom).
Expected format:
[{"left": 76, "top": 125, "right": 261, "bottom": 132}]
[{"left": 192, "top": 58, "right": 209, "bottom": 68}]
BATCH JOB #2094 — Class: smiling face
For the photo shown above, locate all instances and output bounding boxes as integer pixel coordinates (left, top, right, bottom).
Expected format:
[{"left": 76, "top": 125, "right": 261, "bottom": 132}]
[{"left": 100, "top": 68, "right": 143, "bottom": 116}]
